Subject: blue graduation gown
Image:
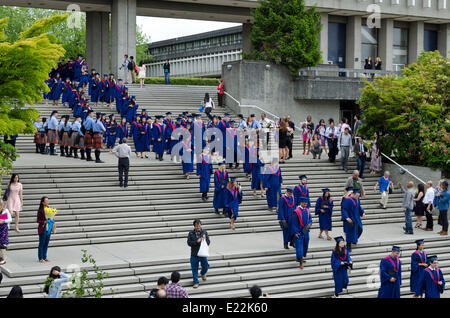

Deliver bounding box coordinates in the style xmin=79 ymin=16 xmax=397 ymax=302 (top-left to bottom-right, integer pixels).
xmin=243 ymin=145 xmax=257 ymax=174
xmin=180 ymin=140 xmax=194 ymax=174
xmin=61 ymin=82 xmax=71 ymax=104
xmin=294 ymin=184 xmax=311 ymax=209
xmin=377 ymin=256 xmax=402 ymax=298
xmin=290 ymin=207 xmax=312 ymax=260
xmin=410 ymin=251 xmax=427 ymax=297
xmin=90 ymin=80 xmax=101 ymax=103
xmin=134 ymin=123 xmax=146 ymax=152
xmin=192 ymin=121 xmax=206 ymax=151
xmin=315 ymin=197 xmax=334 ymax=231
xmin=251 ymin=158 xmax=264 ymax=190
xmin=120 ymin=94 xmax=130 ymax=118
xmin=422 ymin=267 xmax=445 ymax=298
xmin=196 ymin=155 xmax=213 ymax=193
xmin=49 ymin=78 xmax=63 ymax=100
xmin=99 ymin=80 xmax=107 ymax=101
xmin=126 ymin=103 xmax=138 ymax=123
xmin=341 ymin=197 xmax=364 ymax=244
xmin=152 ymin=123 xmax=167 ymax=155
xmin=114 ymin=84 xmax=126 ymax=113
xmin=116 ymin=123 xmax=129 ymax=143
xmin=105 ymin=79 xmax=115 ymax=103
xmin=331 ymin=248 xmax=352 ymax=294
xmin=224 ymin=186 xmax=242 ymax=220
xmin=131 ymin=122 xmax=140 ymax=151
xmin=217 ymin=120 xmax=230 ymax=156
xmin=213 ymin=170 xmax=229 ymax=210
xmin=278 ymin=194 xmax=295 ymax=244
xmin=263 ymin=165 xmax=283 ymax=208
xmin=164 ymin=120 xmax=177 ymax=153
xmin=106 ymin=123 xmax=117 ymax=148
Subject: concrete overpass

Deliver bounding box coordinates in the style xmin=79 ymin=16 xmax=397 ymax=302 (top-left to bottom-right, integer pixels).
xmin=3 ymin=0 xmax=450 ymax=76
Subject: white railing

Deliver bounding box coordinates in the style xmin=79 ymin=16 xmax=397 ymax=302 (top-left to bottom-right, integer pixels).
xmin=380 ymin=152 xmax=426 ymax=184
xmin=223 ymin=91 xmax=303 ymax=131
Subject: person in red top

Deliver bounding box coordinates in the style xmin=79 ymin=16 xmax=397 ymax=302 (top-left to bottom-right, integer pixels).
xmin=217 ymin=78 xmax=224 ymax=107
xmin=37 ymin=196 xmax=52 ymax=263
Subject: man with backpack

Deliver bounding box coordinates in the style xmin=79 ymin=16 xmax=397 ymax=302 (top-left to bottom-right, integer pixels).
xmin=129 ymin=56 xmax=137 ymax=84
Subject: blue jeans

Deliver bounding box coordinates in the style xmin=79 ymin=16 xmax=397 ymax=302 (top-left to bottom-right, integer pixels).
xmin=164 ymin=72 xmax=170 ymax=84
xmin=357 ymin=156 xmax=366 ymax=178
xmin=38 ymin=232 xmax=51 ymax=260
xmin=190 ymin=255 xmax=209 ymax=284
xmin=404 ymin=208 xmax=413 ymax=234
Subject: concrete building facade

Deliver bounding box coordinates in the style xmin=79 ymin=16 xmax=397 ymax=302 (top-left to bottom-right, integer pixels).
xmin=3 ymin=0 xmax=448 ymax=77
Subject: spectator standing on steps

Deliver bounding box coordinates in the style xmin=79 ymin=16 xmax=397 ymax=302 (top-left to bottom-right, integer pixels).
xmin=345 ymin=170 xmax=366 ymax=198
xmin=0 ymin=199 xmax=12 ymax=265
xmin=112 ymin=138 xmax=132 ymax=188
xmin=338 ymin=127 xmax=352 ymax=172
xmin=5 ymin=173 xmax=23 ymax=233
xmin=163 ymin=59 xmax=171 ymax=85
xmin=353 ymin=137 xmax=368 ymax=178
xmin=165 ymin=271 xmax=188 ymax=298
xmin=436 ymin=180 xmax=449 ymax=236
xmin=129 ymin=56 xmax=136 ymax=84
xmin=187 ymin=219 xmax=210 ymax=289
xmin=120 ymin=55 xmax=130 ymax=84
xmin=217 ymin=78 xmax=224 ymax=107
xmin=423 ymin=181 xmax=435 ymax=231
xmin=398 ymin=181 xmax=415 ymax=234
xmin=138 ymin=62 xmax=146 ymax=88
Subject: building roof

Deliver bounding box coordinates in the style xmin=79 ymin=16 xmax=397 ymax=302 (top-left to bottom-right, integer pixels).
xmin=148 ymin=25 xmax=243 ymax=49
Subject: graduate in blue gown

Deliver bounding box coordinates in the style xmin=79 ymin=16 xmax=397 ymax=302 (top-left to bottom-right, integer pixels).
xmin=105 ymin=74 xmax=116 ymax=109
xmin=120 ymin=89 xmax=130 ymax=119
xmin=116 ymin=117 xmax=129 ymax=144
xmin=192 ymin=114 xmax=206 ymax=155
xmin=315 ymin=188 xmax=334 ymax=240
xmin=331 ymin=236 xmax=352 ymax=297
xmin=130 ymin=116 xmax=141 ymax=156
xmin=290 ymin=198 xmax=312 ymax=269
xmin=78 ymin=66 xmax=90 ymax=89
xmin=278 ymin=186 xmax=295 ymax=249
xmin=180 ymin=126 xmax=194 ymax=178
xmin=263 ymin=158 xmax=283 ymax=211
xmin=251 ymin=149 xmax=265 ymax=198
xmin=114 ymin=79 xmax=126 ymax=114
xmin=134 ymin=118 xmax=146 ymax=158
xmin=422 ymin=255 xmax=446 ymax=298
xmin=164 ymin=112 xmax=177 ymax=155
xmin=217 ymin=114 xmax=231 ymax=158
xmin=152 ymin=115 xmax=167 ymax=161
xmin=106 ymin=114 xmax=118 ymax=151
xmin=61 ymin=78 xmax=72 ymax=107
xmin=294 ymin=175 xmax=310 ymax=208
xmin=378 ymin=246 xmax=402 ymax=298
xmin=49 ymin=73 xmax=63 ymax=106
xmin=341 ymin=189 xmax=365 ymax=252
xmin=73 ymin=55 xmax=85 ymax=81
xmin=196 ymin=148 xmax=213 ymax=202
xmin=224 ymin=177 xmax=243 ymax=230
xmin=88 ymin=68 xmax=96 ymax=96
xmin=126 ymin=96 xmax=138 ymax=124
xmin=99 ymin=74 xmax=108 ymax=105
xmin=213 ymin=162 xmax=229 ymax=215
xmin=410 ymin=239 xmax=428 ymax=298
xmin=90 ymin=74 xmax=101 ymax=107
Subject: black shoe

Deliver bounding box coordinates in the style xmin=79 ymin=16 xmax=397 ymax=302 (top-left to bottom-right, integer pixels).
xmin=346 ymin=242 xmax=352 ymax=252
xmin=284 ymin=243 xmax=289 ymax=250
xmin=124 ymin=185 xmax=128 ymax=188
xmin=50 ymin=153 xmax=57 ymax=156
xmin=119 ymin=184 xmax=123 ymax=188
xmin=202 ymin=196 xmax=207 ymax=202
xmin=95 ymin=160 xmax=104 ymax=163
xmin=86 ymin=158 xmax=94 ymax=161
xmin=214 ymin=209 xmax=219 ymax=214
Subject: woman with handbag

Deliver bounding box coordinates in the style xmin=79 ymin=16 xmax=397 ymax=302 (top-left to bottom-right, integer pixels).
xmin=187 ymin=219 xmax=210 ymax=289
xmin=0 ymin=199 xmax=12 ymax=265
xmin=5 ymin=173 xmax=23 ymax=232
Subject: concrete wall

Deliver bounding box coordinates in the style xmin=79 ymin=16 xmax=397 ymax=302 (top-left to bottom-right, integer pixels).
xmin=222 ymin=60 xmax=340 ymax=126
xmin=384 ymin=163 xmax=444 ymax=188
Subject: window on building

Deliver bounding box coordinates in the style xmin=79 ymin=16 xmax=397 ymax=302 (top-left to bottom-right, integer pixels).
xmin=393 ymin=27 xmax=408 ymax=70
xmin=424 ymin=29 xmax=438 ymax=52
xmin=361 ymin=26 xmax=378 ymax=68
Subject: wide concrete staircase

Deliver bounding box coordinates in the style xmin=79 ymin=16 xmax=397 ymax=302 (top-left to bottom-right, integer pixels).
xmin=0 ymin=236 xmax=448 ymax=298
xmin=2 ymin=84 xmax=448 ymax=298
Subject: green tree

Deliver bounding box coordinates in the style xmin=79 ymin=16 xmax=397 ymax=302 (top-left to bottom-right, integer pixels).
xmin=136 ymin=24 xmax=152 ymax=64
xmin=0 ymin=15 xmax=67 ymax=181
xmin=358 ymin=51 xmax=450 ymax=173
xmin=244 ymin=0 xmax=322 ymax=75
xmin=0 ymin=7 xmax=85 ymax=60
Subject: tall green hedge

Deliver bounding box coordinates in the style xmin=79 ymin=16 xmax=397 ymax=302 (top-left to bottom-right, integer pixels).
xmin=144 ymin=77 xmax=220 ymax=86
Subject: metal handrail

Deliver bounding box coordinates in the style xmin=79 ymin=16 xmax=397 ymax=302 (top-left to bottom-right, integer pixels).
xmin=223 ymin=91 xmax=303 ymax=131
xmin=380 ymin=152 xmax=426 ymax=184
xmin=298 ymin=67 xmax=402 ymax=77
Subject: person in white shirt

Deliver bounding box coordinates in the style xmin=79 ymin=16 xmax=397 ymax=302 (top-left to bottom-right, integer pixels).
xmin=0 ymin=199 xmax=12 ymax=265
xmin=423 ymin=181 xmax=435 ymax=231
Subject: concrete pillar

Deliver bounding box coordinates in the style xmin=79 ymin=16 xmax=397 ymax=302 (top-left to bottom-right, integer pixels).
xmin=438 ymin=23 xmax=450 ymax=58
xmin=320 ymin=13 xmax=329 ymax=64
xmin=409 ymin=21 xmax=424 ymax=64
xmin=242 ymin=22 xmax=252 ymax=54
xmin=111 ymin=0 xmax=136 ymax=78
xmin=346 ymin=16 xmax=362 ymax=70
xmin=86 ymin=12 xmax=110 ymax=75
xmin=379 ymin=18 xmax=394 ymax=71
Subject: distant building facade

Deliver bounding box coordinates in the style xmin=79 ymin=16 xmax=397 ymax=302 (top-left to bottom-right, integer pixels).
xmin=145 ymin=26 xmax=243 ymax=78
